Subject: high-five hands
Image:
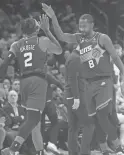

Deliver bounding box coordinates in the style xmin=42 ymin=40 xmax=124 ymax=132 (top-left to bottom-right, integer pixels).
xmin=42 ymin=3 xmax=55 ymax=18
xmin=39 ymin=14 xmax=49 ymax=31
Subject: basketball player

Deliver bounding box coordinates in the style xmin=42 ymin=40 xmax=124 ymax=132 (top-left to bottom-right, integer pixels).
xmin=1 ymin=15 xmax=62 ymax=155
xmin=42 ymin=3 xmax=124 ymax=154
xmin=64 ymin=48 xmax=94 ymax=155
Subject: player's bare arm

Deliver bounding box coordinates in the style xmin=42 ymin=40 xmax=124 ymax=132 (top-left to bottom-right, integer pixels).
xmin=100 ymin=34 xmax=124 ymax=94
xmin=0 ymin=42 xmax=16 ymax=79
xmin=100 ymin=34 xmax=124 ymax=75
xmin=39 ymin=14 xmax=62 ymax=55
xmin=42 ymin=3 xmax=78 ymax=44
xmin=39 ymin=36 xmax=62 ymax=55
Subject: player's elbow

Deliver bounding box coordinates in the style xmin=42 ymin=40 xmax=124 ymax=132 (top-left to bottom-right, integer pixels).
xmin=57 ymin=33 xmax=66 ymax=43
xmin=111 ymin=54 xmax=119 ymax=62
xmin=51 ymin=45 xmax=62 ymax=55
xmin=55 ymin=46 xmax=62 ymax=55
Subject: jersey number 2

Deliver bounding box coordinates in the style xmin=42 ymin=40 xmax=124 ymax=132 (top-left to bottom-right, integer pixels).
xmin=88 ymin=60 xmax=95 ymax=68
xmin=24 ymin=52 xmax=32 ymax=67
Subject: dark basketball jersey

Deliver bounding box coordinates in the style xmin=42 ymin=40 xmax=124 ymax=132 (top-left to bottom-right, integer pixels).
xmin=10 ymin=36 xmax=47 ymax=76
xmin=76 ymin=32 xmax=113 ymax=78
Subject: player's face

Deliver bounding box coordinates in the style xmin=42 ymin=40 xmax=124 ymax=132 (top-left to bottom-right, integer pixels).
xmin=79 ymin=19 xmax=93 ymax=36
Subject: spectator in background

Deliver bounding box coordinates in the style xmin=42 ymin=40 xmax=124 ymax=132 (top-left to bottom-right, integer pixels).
xmin=61 ymin=5 xmax=75 ymax=23
xmin=64 ymin=50 xmax=71 ymax=60
xmin=44 ymin=85 xmax=67 ymax=154
xmin=56 ymin=64 xmax=65 ymax=86
xmin=113 ymin=44 xmax=124 ymax=147
xmin=0 ymin=116 xmax=6 ymax=153
xmin=12 ymin=79 xmax=21 ymax=105
xmin=4 ymin=90 xmax=25 ymax=126
xmin=0 ymin=78 xmax=11 ymax=104
xmin=2 ymin=90 xmax=26 ymax=146
xmin=0 ymin=88 xmax=6 ymax=108
xmin=113 ymin=44 xmax=123 ymax=87
xmin=114 ymin=44 xmax=123 ymax=57
xmin=7 ymin=66 xmax=15 ymax=81
xmin=3 ymin=78 xmax=11 ymax=91
xmin=12 ymin=79 xmax=20 ymax=95
xmin=0 ymin=50 xmax=3 ymax=66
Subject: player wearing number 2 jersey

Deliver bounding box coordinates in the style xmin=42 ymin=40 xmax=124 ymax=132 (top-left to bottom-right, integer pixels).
xmin=42 ymin=3 xmax=124 ymax=154
xmin=1 ymin=15 xmax=62 ymax=155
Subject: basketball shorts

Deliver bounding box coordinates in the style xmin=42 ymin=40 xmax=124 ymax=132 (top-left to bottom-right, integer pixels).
xmin=20 ymin=76 xmax=48 ymax=111
xmin=83 ymin=78 xmax=113 ymax=116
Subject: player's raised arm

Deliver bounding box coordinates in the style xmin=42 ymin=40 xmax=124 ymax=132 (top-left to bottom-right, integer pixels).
xmin=100 ymin=34 xmax=124 ymax=75
xmin=99 ymin=34 xmax=124 ymax=94
xmin=42 ymin=3 xmax=77 ymax=44
xmin=39 ymin=14 xmax=62 ymax=55
xmin=0 ymin=42 xmax=16 ymax=80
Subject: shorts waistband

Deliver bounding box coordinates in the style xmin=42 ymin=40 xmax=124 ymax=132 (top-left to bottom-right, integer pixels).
xmin=21 ymin=72 xmax=46 ymax=79
xmin=85 ymin=76 xmax=110 ymax=82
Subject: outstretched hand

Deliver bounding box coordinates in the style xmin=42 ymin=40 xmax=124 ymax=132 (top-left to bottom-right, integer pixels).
xmin=42 ymin=3 xmax=55 ymax=18
xmin=39 ymin=14 xmax=49 ymax=31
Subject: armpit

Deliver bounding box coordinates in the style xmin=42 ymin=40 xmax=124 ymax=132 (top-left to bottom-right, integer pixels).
xmin=9 ymin=41 xmax=18 ymax=56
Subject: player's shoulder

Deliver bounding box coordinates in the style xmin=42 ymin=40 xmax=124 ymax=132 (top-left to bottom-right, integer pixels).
xmin=39 ymin=36 xmax=49 ymax=42
xmin=11 ymin=41 xmax=18 ymax=47
xmin=98 ymin=33 xmax=111 ymax=45
xmin=99 ymin=33 xmax=110 ymax=39
xmin=10 ymin=38 xmax=23 ymax=48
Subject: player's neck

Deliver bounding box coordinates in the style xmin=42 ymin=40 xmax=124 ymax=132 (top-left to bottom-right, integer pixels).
xmin=85 ymin=31 xmax=95 ymax=40
xmin=25 ymin=32 xmax=37 ymax=39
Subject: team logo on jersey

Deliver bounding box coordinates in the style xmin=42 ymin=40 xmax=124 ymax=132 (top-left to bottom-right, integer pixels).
xmin=80 ymin=45 xmax=92 ymax=55
xmin=92 ymin=44 xmax=105 ymax=64
xmin=76 ymin=44 xmax=105 ymax=64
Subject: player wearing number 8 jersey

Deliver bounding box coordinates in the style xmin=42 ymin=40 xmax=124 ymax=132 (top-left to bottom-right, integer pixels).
xmin=0 ymin=15 xmax=62 ymax=155
xmin=42 ymin=3 xmax=124 ymax=154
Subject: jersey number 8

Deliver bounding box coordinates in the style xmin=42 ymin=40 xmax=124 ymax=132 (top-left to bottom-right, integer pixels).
xmin=24 ymin=52 xmax=32 ymax=67
xmin=88 ymin=59 xmax=95 ymax=68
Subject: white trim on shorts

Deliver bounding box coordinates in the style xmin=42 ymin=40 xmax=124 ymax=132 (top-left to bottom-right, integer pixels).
xmin=66 ymin=97 xmax=74 ymax=100
xmin=88 ymin=98 xmax=112 ymax=117
xmin=96 ymin=98 xmax=112 ymax=111
xmin=21 ymin=105 xmax=41 ymax=112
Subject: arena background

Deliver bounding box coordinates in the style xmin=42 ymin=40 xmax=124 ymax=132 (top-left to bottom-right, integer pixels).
xmin=0 ymin=0 xmax=123 ymax=67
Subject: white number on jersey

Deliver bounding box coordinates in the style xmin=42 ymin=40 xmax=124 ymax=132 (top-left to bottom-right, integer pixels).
xmin=24 ymin=52 xmax=32 ymax=67
xmin=88 ymin=59 xmax=95 ymax=68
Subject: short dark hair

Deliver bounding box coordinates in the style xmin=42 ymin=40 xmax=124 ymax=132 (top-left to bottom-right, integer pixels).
xmin=13 ymin=78 xmax=20 ymax=83
xmin=79 ymin=14 xmax=94 ymax=23
xmin=21 ymin=18 xmax=37 ymax=35
xmin=2 ymin=76 xmax=11 ymax=84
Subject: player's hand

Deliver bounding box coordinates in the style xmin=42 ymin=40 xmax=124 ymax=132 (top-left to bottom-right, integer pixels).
xmin=72 ymin=99 xmax=80 ymax=110
xmin=39 ymin=14 xmax=49 ymax=32
xmin=42 ymin=3 xmax=55 ymax=18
